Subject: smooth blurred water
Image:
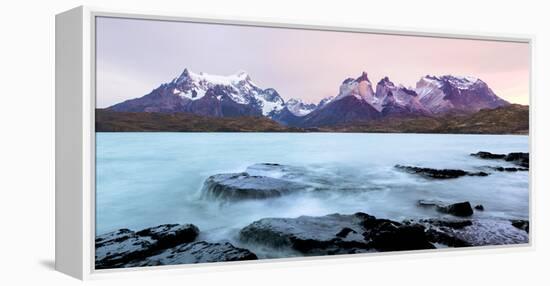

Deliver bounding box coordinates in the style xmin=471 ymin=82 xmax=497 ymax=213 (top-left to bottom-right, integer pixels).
xmin=96 ymin=132 xmax=529 ymax=245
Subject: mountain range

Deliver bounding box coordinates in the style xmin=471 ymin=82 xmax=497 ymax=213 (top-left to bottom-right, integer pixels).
xmin=106 ymin=68 xmax=515 ymax=129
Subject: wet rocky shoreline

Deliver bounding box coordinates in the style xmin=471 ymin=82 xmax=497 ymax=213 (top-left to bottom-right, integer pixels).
xmin=96 ymin=151 xmax=529 ymax=269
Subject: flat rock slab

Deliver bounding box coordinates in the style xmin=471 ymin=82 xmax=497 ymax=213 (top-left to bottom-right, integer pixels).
xmin=239 ymin=212 xmax=436 ymax=255
xmin=126 ymin=241 xmax=258 ymax=267
xmin=416 ymin=219 xmax=529 ymax=247
xmin=395 ymin=165 xmax=489 ymax=179
xmin=202 ymin=172 xmax=309 ymax=200
xmin=240 ymin=213 xmax=369 ymax=255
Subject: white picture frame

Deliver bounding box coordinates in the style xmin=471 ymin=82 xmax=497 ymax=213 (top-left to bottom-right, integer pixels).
xmin=55 ymin=6 xmax=534 ymax=280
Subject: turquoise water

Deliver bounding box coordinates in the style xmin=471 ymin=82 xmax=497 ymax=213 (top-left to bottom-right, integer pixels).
xmin=96 ymin=133 xmax=529 ymax=244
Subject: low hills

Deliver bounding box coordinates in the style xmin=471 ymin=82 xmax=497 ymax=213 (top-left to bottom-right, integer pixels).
xmin=96 ymin=104 xmax=528 ymax=134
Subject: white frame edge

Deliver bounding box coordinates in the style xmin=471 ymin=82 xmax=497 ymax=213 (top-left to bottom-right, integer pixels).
xmin=55 ymin=5 xmax=93 ymax=280
xmin=55 ymin=5 xmax=534 ymax=281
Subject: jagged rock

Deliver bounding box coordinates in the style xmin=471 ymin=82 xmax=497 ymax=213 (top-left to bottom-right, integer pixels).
xmin=96 ymin=224 xmax=258 ymax=268
xmin=135 ymin=224 xmax=200 ymax=250
xmin=471 ymin=151 xmax=506 ymax=159
xmin=471 ymin=151 xmax=529 ymax=168
xmin=489 ymin=166 xmax=529 ymax=172
xmin=511 ymin=220 xmax=529 ymax=233
xmin=474 ymin=205 xmax=485 ymax=211
xmin=126 ymin=241 xmax=258 ymax=267
xmin=95 ymin=224 xmax=200 ymax=269
xmin=361 ymin=214 xmax=435 ymax=251
xmin=201 ymin=172 xmax=308 ymax=200
xmin=335 ymin=227 xmax=357 ymax=238
xmin=395 ymin=165 xmax=488 ymax=179
xmin=418 ymin=200 xmax=474 ymax=217
xmin=504 ymin=153 xmax=529 ymax=168
xmin=95 ymin=229 xmax=155 ymax=269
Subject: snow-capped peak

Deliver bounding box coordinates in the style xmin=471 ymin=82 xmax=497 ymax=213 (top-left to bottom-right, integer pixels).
xmin=318 ymin=96 xmax=335 ymax=108
xmin=441 ymin=75 xmax=480 ymax=89
xmin=168 ymin=68 xmax=285 ymax=115
xmin=175 ymin=69 xmax=253 ymax=87
xmin=419 ymin=74 xmax=480 ymax=90
xmin=284 ymin=98 xmax=317 ymax=116
xmin=415 ymin=74 xmax=506 ymax=113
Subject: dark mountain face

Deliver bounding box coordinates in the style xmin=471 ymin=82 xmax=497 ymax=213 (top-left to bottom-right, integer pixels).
xmin=108 ymin=85 xmax=190 ymax=113
xmin=269 ymin=107 xmax=304 ymax=126
xmin=300 ymin=95 xmax=381 ymax=127
xmin=416 ymin=75 xmax=509 ymax=113
xmin=441 ymin=79 xmax=508 ymax=112
xmin=375 ymin=77 xmax=430 ymax=117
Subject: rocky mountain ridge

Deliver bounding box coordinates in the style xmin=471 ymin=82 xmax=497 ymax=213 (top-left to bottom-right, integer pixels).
xmin=107 ymin=68 xmax=513 ymax=128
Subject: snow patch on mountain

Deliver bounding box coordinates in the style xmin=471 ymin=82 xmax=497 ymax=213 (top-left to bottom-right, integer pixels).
xmin=171 ymin=69 xmax=284 ymax=115
xmin=285 ymin=98 xmax=317 ymax=116
xmin=415 ymin=75 xmax=507 ymax=113
xmin=318 ymin=96 xmax=335 ymax=109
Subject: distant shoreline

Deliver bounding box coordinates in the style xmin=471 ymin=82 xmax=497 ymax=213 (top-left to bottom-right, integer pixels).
xmin=95 ymin=104 xmax=529 ymax=135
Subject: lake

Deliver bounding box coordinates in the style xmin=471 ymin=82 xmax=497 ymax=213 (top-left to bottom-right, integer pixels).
xmin=95 ymin=132 xmax=529 ymax=256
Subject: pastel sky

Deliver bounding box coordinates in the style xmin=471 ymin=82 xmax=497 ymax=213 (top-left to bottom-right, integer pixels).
xmin=96 ymin=17 xmax=530 ymax=108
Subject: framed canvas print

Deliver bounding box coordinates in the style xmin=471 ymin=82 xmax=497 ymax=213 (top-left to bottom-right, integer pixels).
xmin=55 ymin=6 xmax=532 ymax=280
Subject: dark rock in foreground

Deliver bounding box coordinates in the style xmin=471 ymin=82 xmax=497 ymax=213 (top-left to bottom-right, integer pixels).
xmin=126 ymin=241 xmax=257 ymax=267
xmin=239 ymin=212 xmax=435 ymax=255
xmin=418 ymin=200 xmax=474 ymax=217
xmin=414 ymin=218 xmax=528 ymax=247
xmin=511 ymin=220 xmax=529 ymax=233
xmin=361 ymin=214 xmax=436 ymax=251
xmin=395 ymin=165 xmax=489 ymax=179
xmin=471 ymin=151 xmax=529 ymax=168
xmin=135 ymin=224 xmax=200 ymax=250
xmin=239 ymin=212 xmax=528 ymax=255
xmin=201 ymin=172 xmax=308 ymax=200
xmin=95 ymin=224 xmax=256 ymax=269
xmin=95 ymin=224 xmax=199 ymax=269
xmin=239 ymin=213 xmax=370 ymax=255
